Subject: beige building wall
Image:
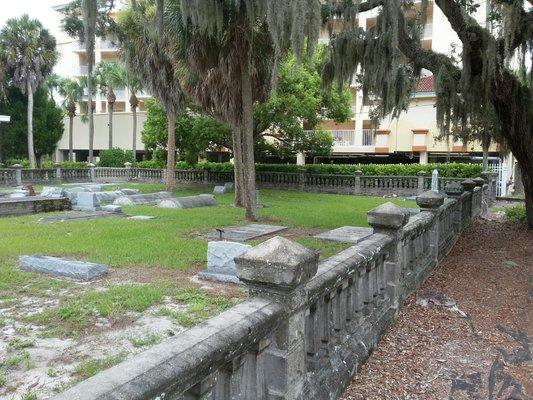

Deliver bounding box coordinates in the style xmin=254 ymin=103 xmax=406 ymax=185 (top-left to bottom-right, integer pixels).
xmin=56 ymin=112 xmax=147 ymax=160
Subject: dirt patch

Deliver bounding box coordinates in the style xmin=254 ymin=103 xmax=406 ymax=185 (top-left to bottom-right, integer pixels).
xmin=342 ymin=219 xmax=533 ymax=400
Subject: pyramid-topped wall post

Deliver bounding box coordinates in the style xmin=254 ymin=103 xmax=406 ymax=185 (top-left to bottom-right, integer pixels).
xmin=235 ymin=237 xmax=318 ymax=400
xmin=417 ymin=191 xmax=445 ymax=262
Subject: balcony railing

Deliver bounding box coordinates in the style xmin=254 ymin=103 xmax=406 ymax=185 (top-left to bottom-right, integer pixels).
xmin=362 ymin=129 xmax=375 ymax=146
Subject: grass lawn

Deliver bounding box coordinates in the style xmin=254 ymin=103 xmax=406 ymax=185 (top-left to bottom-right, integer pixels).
xmin=0 ymin=185 xmax=414 ymax=397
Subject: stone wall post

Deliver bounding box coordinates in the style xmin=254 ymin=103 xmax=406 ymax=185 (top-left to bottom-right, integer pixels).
xmin=235 ymin=237 xmax=319 ymax=400
xmin=416 ymin=191 xmax=445 ymax=262
xmin=13 ymin=164 xmax=22 ymax=186
xmin=461 ymin=179 xmax=476 ymax=220
xmin=54 ymin=162 xmax=62 ymax=183
xmin=367 ymin=202 xmax=410 ymax=305
xmin=203 ymin=169 xmax=209 ymax=185
xmin=354 ymin=170 xmax=363 ymax=195
xmin=298 ymin=171 xmax=306 ymax=191
xmin=87 ymin=163 xmax=95 ymax=182
xmin=124 ymin=162 xmax=132 ymax=180
xmin=417 ymin=171 xmax=426 ymax=194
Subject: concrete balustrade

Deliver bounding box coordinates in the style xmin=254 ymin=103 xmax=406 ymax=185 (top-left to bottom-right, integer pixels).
xmin=51 ymin=180 xmax=487 ymax=400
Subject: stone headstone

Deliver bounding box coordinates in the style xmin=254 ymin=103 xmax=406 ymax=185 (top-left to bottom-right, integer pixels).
xmin=314 ymin=226 xmax=373 ymax=244
xmin=19 ymin=255 xmax=108 ymax=281
xmin=213 ymin=186 xmax=226 ymax=195
xmin=197 ymin=241 xmax=252 ymax=284
xmin=431 ymin=169 xmax=439 ymax=193
xmin=63 ymin=187 xmax=89 ymax=205
xmin=40 ymin=187 xmax=65 ymax=198
xmin=224 ymin=182 xmax=234 ymax=191
xmin=39 ymin=211 xmax=124 ymax=223
xmin=114 ymin=192 xmax=172 ymax=206
xmin=157 ymin=194 xmax=217 ymax=209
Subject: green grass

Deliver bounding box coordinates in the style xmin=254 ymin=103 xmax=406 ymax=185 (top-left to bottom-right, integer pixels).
xmin=0 ymin=369 xmax=5 ymax=387
xmin=129 ymin=333 xmax=161 ymax=348
xmin=8 ymin=338 xmax=34 ymax=351
xmin=73 ymin=353 xmax=126 ymax=380
xmin=504 ymin=204 xmax=527 ymax=224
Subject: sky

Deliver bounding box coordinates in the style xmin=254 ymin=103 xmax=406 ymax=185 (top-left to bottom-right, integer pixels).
xmin=0 ymin=1 xmax=69 ymax=38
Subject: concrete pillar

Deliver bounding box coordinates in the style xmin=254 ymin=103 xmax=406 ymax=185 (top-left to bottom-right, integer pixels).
xmin=13 ymin=164 xmax=22 ymax=186
xmin=124 ymin=162 xmax=132 ymax=180
xmin=235 ymin=237 xmax=319 ymax=400
xmin=419 ymin=151 xmax=429 ymax=165
xmin=417 ymin=171 xmax=426 ymax=194
xmin=416 ymin=191 xmax=445 ymax=262
xmin=354 ymin=170 xmax=363 ymax=195
xmin=54 ymin=162 xmax=62 ymax=183
xmin=367 ymin=202 xmax=410 ymax=303
xmin=296 ymin=152 xmax=306 ymax=166
xmin=87 ymin=163 xmax=96 ymax=182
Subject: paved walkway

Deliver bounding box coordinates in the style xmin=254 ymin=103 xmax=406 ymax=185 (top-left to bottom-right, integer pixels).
xmin=342 ymin=219 xmax=533 ymax=400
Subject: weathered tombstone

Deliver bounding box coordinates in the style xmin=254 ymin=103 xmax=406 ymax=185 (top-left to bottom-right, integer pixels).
xmin=114 ymin=192 xmax=172 ymax=206
xmin=314 ymin=226 xmax=373 ymax=244
xmin=223 ymin=182 xmax=234 ymax=191
xmin=197 ymin=241 xmax=252 ymax=283
xmin=40 ymin=187 xmax=65 ymax=199
xmin=128 ymin=215 xmax=156 ymax=220
xmin=431 ymin=169 xmax=439 ymax=193
xmin=213 ymin=186 xmax=226 ymax=195
xmin=19 ymin=255 xmax=108 ymax=281
xmin=157 ymin=194 xmax=217 ymax=209
xmin=101 ymin=205 xmax=123 ymax=213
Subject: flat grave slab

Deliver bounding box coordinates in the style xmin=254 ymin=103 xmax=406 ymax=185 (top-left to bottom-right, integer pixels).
xmin=128 ymin=215 xmax=156 ymax=220
xmin=158 ymin=194 xmax=217 ymax=209
xmin=314 ymin=226 xmax=373 ymax=244
xmin=19 ymin=255 xmax=108 ymax=281
xmin=39 ymin=210 xmax=125 ymax=223
xmin=206 ymin=224 xmax=287 ymax=242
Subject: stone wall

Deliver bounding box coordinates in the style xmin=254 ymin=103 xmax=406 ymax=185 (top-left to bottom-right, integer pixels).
xmin=51 ymin=180 xmax=488 ymax=400
xmin=0 ymin=197 xmax=71 ymax=217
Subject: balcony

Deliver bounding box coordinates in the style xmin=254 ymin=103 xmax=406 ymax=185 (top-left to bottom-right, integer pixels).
xmin=76 ymin=65 xmax=89 ymax=76
xmin=100 ymin=38 xmax=119 ymax=51
xmin=305 ymin=130 xmax=375 ymax=151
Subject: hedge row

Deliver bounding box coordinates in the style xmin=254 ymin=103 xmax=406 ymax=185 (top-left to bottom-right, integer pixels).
xmin=171 ymin=162 xmax=484 ymax=178
xmin=3 ymin=159 xmax=484 ymax=178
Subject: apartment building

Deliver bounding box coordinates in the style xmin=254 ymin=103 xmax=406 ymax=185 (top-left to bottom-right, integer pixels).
xmin=52 ymin=6 xmax=149 ymax=162
xmin=311 ymin=1 xmax=504 ymax=165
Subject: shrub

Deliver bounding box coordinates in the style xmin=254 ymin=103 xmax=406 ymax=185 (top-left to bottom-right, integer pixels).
xmin=504 ymin=205 xmax=527 ymax=225
xmin=166 ymin=162 xmax=483 ymax=178
xmin=137 ymin=160 xmax=165 ymax=169
xmin=98 ymin=148 xmax=135 ymax=167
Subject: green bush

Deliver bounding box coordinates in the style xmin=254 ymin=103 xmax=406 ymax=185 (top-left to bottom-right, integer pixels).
xmin=59 ymin=161 xmax=89 ymax=169
xmin=504 ymin=205 xmax=527 ymax=225
xmin=98 ymin=148 xmax=135 ymax=168
xmin=167 ymin=162 xmax=482 ymax=178
xmin=137 ymin=160 xmax=165 ymax=169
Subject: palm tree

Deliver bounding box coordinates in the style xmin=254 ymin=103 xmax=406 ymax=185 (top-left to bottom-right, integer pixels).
xmin=45 ymin=73 xmax=61 ymax=105
xmin=126 ymin=72 xmax=143 ymax=158
xmin=118 ymin=1 xmax=185 ymax=191
xmin=58 ymin=78 xmax=84 ymax=161
xmin=95 ymin=61 xmax=123 ymax=149
xmin=0 ymin=15 xmax=58 ymax=168
xmin=81 ymin=0 xmax=97 ymax=163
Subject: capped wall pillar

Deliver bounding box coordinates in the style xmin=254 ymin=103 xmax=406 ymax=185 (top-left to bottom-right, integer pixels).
xmin=235 ymin=237 xmax=319 ymax=400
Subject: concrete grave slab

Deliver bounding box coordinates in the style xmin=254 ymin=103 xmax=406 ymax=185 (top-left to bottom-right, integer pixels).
xmin=314 ymin=226 xmax=373 ymax=244
xmin=197 ymin=241 xmax=252 ymax=284
xmin=114 ymin=192 xmax=172 ymax=206
xmin=213 ymin=186 xmax=226 ymax=194
xmin=39 ymin=211 xmax=124 ymax=223
xmin=101 ymin=205 xmax=123 ymax=213
xmin=206 ymin=224 xmax=287 ymax=242
xmin=157 ymin=194 xmax=217 ymax=209
xmin=19 ymin=255 xmax=108 ymax=281
xmin=40 ymin=187 xmax=65 ymax=198
xmin=128 ymin=215 xmax=156 ymax=220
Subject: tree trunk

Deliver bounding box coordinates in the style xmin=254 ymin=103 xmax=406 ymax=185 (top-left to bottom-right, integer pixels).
xmin=232 ymin=126 xmax=245 ymax=207
xmin=69 ymin=115 xmax=74 ymax=162
xmin=523 ymin=172 xmax=533 ymax=229
xmin=132 ymin=106 xmax=137 ymax=158
xmin=108 ymin=102 xmax=113 ymax=149
xmin=27 ymin=81 xmax=36 ymax=169
xmin=165 ymin=110 xmax=176 ymax=192
xmin=240 ymin=57 xmax=258 ymax=221
xmin=87 ymin=63 xmax=95 ymax=163
xmin=482 ymin=132 xmax=490 ymax=170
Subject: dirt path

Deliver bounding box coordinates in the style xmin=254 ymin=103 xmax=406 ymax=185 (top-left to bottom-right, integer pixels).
xmin=342 ymin=219 xmax=533 ymax=400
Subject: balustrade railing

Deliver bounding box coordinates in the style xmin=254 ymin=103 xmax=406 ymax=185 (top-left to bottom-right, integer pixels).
xmin=53 ymin=187 xmax=487 ymax=400
xmin=0 ymin=169 xmax=15 ymax=186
